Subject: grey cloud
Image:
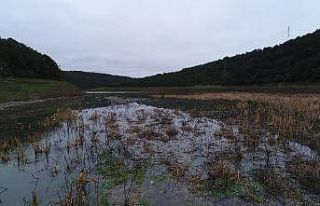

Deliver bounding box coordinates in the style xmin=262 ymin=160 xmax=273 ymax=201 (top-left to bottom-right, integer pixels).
xmin=1 ymin=0 xmax=319 ymax=77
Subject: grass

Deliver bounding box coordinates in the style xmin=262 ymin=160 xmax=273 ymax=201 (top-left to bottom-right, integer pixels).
xmin=288 ymin=156 xmax=320 ymax=194
xmin=0 ymin=77 xmax=81 ymax=103
xmin=0 ymin=94 xmax=114 ymax=141
xmin=90 ymin=84 xmax=320 ymax=94
xmin=97 ymin=151 xmax=147 ymax=190
xmin=205 ymin=162 xmax=265 ymax=203
xmin=254 ymin=169 xmax=304 ymax=204
xmin=153 ymin=92 xmax=320 ymax=150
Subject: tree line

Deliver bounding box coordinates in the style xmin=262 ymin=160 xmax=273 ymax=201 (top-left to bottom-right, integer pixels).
xmin=124 ymin=29 xmax=320 ymax=87
xmin=0 ymin=38 xmax=61 ymax=80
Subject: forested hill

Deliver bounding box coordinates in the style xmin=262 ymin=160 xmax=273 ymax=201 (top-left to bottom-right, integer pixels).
xmin=0 ymin=38 xmax=61 ymax=80
xmin=126 ymin=29 xmax=320 ymax=87
xmin=63 ymin=71 xmax=132 ymax=89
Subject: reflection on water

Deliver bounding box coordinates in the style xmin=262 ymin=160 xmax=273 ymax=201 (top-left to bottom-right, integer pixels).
xmin=0 ymin=97 xmax=319 ymax=205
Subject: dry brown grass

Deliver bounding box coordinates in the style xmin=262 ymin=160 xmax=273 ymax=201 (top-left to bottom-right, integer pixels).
xmin=208 ymin=162 xmax=241 ymax=182
xmin=214 ymin=126 xmax=235 ymax=139
xmin=167 ymin=162 xmax=188 ymax=178
xmin=288 ymin=156 xmax=320 ymax=194
xmin=155 ymin=92 xmax=319 ymax=105
xmin=181 ymin=121 xmax=194 ymax=133
xmin=154 ymin=92 xmax=320 ymax=116
xmin=155 ymin=92 xmax=320 ymax=142
xmin=53 ymin=108 xmax=78 ymax=125
xmin=105 ymin=113 xmax=121 ymax=140
xmin=165 ymin=126 xmax=179 ymax=140
xmin=255 ymin=169 xmax=302 ymax=204
xmin=139 ymin=128 xmax=158 ymax=140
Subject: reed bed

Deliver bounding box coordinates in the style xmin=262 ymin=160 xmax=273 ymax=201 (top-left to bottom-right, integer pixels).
xmin=154 ymin=92 xmax=320 ymax=148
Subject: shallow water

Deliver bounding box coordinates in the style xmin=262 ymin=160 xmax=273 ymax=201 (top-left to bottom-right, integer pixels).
xmin=0 ymin=97 xmax=319 ymax=205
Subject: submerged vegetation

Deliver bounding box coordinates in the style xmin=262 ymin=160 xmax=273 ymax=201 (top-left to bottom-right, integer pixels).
xmin=0 ymin=92 xmax=319 ymax=205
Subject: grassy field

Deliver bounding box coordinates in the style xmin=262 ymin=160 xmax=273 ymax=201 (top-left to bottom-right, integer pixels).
xmin=0 ymin=78 xmax=82 ymax=103
xmin=91 ymin=84 xmax=320 ymax=94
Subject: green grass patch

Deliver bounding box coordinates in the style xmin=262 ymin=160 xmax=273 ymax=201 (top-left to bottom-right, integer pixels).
xmin=0 ymin=78 xmax=81 ymax=103
xmin=209 ymin=177 xmax=265 ymax=203
xmin=97 ymin=151 xmax=147 ymax=190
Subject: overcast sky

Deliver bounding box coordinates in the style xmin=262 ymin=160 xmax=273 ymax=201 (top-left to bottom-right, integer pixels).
xmin=1 ymin=0 xmax=319 ymax=77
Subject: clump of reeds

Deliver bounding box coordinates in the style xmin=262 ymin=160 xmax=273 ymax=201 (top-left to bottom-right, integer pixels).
xmin=137 ymin=109 xmax=147 ymax=123
xmin=76 ymin=171 xmax=89 ymax=203
xmin=186 ymin=176 xmax=207 ymax=194
xmin=214 ymin=126 xmax=235 ymax=139
xmin=0 ymin=141 xmax=9 ymax=153
xmin=1 ymin=152 xmax=9 ymax=162
xmin=53 ymin=108 xmax=78 ymax=126
xmin=43 ymin=142 xmax=51 ymax=157
xmin=89 ymin=111 xmax=101 ymax=124
xmin=139 ymin=128 xmax=158 ymax=140
xmin=0 ymin=139 xmax=24 ymax=163
xmin=154 ymin=110 xmax=173 ymax=125
xmin=287 ymin=155 xmax=320 ymax=194
xmin=255 ymin=169 xmax=302 ymax=204
xmin=105 ymin=112 xmax=122 ymax=140
xmin=206 ymin=162 xmax=242 ymax=194
xmin=180 ymin=121 xmax=194 ymax=134
xmin=33 ymin=143 xmax=42 ymax=157
xmin=159 ymin=114 xmax=173 ymax=125
xmin=165 ymin=126 xmax=179 ymax=140
xmin=167 ymin=161 xmax=188 ymax=178
xmin=126 ymin=124 xmax=142 ymax=134
xmin=16 ymin=146 xmax=28 ymax=165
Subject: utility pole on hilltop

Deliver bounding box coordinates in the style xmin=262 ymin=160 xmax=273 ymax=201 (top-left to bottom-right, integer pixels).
xmin=287 ymin=26 xmax=291 ymax=39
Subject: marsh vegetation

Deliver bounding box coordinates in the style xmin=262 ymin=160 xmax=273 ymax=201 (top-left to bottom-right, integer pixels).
xmin=0 ymin=92 xmax=319 ymax=205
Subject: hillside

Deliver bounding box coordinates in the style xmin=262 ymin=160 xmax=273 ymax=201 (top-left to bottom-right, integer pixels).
xmin=64 ymin=71 xmax=132 ymax=89
xmin=125 ymin=29 xmax=320 ymax=87
xmin=0 ymin=38 xmax=61 ymax=80
xmin=0 ymin=38 xmax=81 ymax=103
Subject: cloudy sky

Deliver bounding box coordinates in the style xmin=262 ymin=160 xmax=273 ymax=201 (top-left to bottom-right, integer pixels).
xmin=1 ymin=0 xmax=319 ymax=77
